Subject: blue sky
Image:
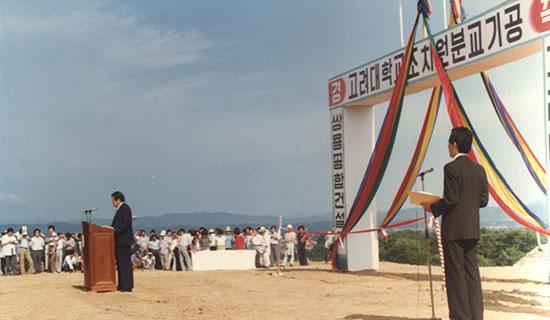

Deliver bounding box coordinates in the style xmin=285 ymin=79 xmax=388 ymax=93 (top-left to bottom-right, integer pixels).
xmin=0 ymin=0 xmax=546 ymax=223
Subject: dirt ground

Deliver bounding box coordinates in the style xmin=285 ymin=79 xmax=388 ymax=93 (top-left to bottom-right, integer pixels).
xmin=1 ymin=261 xmax=548 ymax=320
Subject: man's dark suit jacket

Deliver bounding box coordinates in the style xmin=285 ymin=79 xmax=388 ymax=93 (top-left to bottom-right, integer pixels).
xmin=431 ymin=155 xmax=489 ymax=241
xmin=111 ymin=203 xmax=134 ymax=247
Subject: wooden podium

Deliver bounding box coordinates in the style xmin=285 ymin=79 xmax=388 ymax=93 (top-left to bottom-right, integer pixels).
xmin=82 ymin=222 xmax=117 ymax=292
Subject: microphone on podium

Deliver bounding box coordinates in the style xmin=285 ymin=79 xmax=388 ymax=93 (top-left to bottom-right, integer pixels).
xmin=417 ymin=167 xmax=434 ymax=178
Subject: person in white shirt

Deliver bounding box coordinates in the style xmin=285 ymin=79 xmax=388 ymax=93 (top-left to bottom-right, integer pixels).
xmin=224 ymin=226 xmax=234 ymax=250
xmin=148 ymin=233 xmax=162 ymax=270
xmin=18 ymin=227 xmax=35 ymax=274
xmin=62 ymin=250 xmax=80 ymax=272
xmin=244 ymin=227 xmax=254 ymax=250
xmin=30 ymin=229 xmax=46 ymax=273
xmin=159 ymin=231 xmax=171 ymax=271
xmin=1 ymin=228 xmax=19 ymax=275
xmin=283 ymin=225 xmax=297 ymax=267
xmin=47 ymin=232 xmax=58 ymax=273
xmin=142 ymin=252 xmax=155 ymax=270
xmin=270 ymin=225 xmax=282 ymax=267
xmin=208 ymin=229 xmax=216 ymax=250
xmin=65 ymin=233 xmax=76 ymax=252
xmin=169 ymin=233 xmax=178 ymax=271
xmin=214 ymin=228 xmax=226 ymax=251
xmin=259 ymin=227 xmax=271 ymax=267
xmin=55 ymin=233 xmax=66 ymax=273
xmin=177 ymin=229 xmax=193 ymax=271
xmin=135 ymin=230 xmax=149 ymax=254
xmin=251 ymin=228 xmax=267 ymax=267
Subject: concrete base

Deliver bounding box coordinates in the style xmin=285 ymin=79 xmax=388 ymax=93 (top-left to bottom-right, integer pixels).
xmin=192 ymin=250 xmax=256 ymax=271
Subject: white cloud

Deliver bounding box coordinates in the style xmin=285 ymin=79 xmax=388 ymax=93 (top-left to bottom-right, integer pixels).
xmin=0 ymin=3 xmax=213 ymax=103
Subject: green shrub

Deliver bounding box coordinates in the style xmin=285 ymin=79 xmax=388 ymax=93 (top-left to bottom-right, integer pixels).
xmin=307 ymin=228 xmax=545 ymax=266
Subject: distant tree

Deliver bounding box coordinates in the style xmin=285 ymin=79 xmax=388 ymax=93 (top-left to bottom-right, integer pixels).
xmin=308 ymin=228 xmax=545 ymax=267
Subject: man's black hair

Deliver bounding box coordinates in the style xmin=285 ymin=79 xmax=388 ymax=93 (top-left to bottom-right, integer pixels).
xmin=449 ymin=127 xmax=473 ymax=154
xmin=48 ymin=225 xmax=55 ymax=231
xmin=111 ymin=191 xmax=125 ymax=202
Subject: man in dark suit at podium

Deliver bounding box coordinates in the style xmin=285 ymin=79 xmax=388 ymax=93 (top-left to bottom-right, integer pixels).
xmin=111 ymin=191 xmax=134 ymax=292
xmin=423 ymin=127 xmax=488 ymax=320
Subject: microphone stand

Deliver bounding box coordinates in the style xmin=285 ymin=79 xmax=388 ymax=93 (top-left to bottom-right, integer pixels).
xmin=418 ymin=171 xmax=440 ymax=320
xmin=83 ymin=209 xmax=95 ymax=224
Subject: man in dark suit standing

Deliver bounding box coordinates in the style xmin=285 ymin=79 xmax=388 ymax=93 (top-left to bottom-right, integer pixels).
xmin=423 ymin=127 xmax=488 ymax=320
xmin=110 ymin=191 xmax=134 ymax=292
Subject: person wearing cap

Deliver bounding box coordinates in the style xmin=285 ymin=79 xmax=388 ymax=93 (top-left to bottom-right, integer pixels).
xmin=17 ymin=227 xmax=35 ymax=274
xmin=259 ymin=226 xmax=271 ymax=267
xmin=283 ymin=224 xmax=296 ymax=267
xmin=30 ymin=228 xmax=45 ymax=273
xmin=251 ymin=227 xmax=266 ymax=267
xmin=1 ymin=228 xmax=19 ymax=275
xmin=110 ymin=191 xmax=134 ymax=292
xmin=224 ymin=226 xmax=233 ymax=250
xmin=159 ymin=230 xmax=171 ymax=270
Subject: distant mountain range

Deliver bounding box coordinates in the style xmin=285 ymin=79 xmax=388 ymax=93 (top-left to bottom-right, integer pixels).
xmin=0 ymin=211 xmax=332 ymax=234
xmin=0 ymin=204 xmax=546 ymax=234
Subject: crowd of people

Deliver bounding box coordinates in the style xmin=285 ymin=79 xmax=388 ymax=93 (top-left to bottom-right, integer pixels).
xmin=0 ymin=223 xmax=335 ymax=275
xmin=0 ymin=225 xmax=82 ymax=275
xmin=130 ymin=224 xmax=317 ymax=271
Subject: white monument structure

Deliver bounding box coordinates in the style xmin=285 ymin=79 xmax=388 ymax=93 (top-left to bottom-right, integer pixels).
xmin=328 ymin=0 xmax=550 ymax=271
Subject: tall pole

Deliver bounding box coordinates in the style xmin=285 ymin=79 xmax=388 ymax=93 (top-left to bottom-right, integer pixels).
xmin=442 ymin=0 xmax=448 ymax=29
xmin=399 ymin=0 xmax=404 ymax=47
xmin=544 ymin=35 xmax=550 ymax=282
xmin=420 ymin=174 xmax=440 ymax=320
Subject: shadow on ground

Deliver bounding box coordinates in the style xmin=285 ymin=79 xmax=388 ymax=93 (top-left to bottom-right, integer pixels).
xmin=339 ymin=315 xmax=432 ymax=320
xmin=72 ymin=285 xmax=87 ymax=291
xmin=276 ymin=267 xmax=546 ymax=285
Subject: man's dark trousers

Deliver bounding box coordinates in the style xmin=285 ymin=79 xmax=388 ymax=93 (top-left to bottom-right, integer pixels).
xmin=444 ymin=239 xmax=483 ymax=320
xmin=115 ymin=245 xmax=133 ymax=291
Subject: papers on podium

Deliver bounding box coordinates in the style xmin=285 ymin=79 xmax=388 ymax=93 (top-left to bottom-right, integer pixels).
xmin=408 ymin=191 xmax=441 ymax=206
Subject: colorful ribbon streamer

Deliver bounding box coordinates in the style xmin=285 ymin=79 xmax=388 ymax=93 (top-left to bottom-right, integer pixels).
xmin=480 ymin=72 xmax=546 ymax=194
xmin=449 ymin=0 xmax=466 ymax=25
xmin=332 ymin=11 xmax=422 ymax=270
xmin=379 ymin=86 xmax=441 ymax=227
xmin=339 ymin=13 xmax=421 ymax=235
xmin=422 ymin=11 xmax=549 ymax=235
xmin=451 ymin=0 xmax=545 ymax=194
